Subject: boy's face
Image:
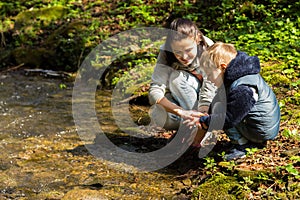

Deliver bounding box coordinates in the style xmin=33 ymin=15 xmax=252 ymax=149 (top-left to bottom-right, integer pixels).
xmin=206 ymin=67 xmax=224 ymax=88
xmin=201 ymin=54 xmax=225 ymax=88
xmin=171 ymin=37 xmax=198 ymax=66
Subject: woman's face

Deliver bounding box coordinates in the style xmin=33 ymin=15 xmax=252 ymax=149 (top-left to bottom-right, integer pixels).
xmin=171 ymin=37 xmax=198 ymax=66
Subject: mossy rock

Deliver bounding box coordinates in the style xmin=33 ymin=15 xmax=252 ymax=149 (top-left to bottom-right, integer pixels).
xmin=192 ymin=172 xmax=249 ymax=200
xmin=14 ymin=5 xmax=68 ymax=29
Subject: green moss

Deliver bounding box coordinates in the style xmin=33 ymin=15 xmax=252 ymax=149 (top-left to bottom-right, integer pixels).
xmin=14 ymin=5 xmax=68 ymax=28
xmin=192 ymin=173 xmax=249 ymax=200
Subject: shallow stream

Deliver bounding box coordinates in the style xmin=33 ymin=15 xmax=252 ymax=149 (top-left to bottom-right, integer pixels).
xmin=0 ymin=70 xmax=196 ymax=200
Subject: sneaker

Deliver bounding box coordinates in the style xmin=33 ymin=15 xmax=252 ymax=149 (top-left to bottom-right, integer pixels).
xmin=224 ymin=148 xmax=246 ymax=161
xmin=224 ymin=142 xmax=265 ymax=161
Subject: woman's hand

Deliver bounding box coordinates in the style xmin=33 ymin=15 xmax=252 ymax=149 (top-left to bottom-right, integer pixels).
xmin=185 ymin=112 xmax=208 ymax=130
xmin=175 ymin=109 xmax=207 ymax=129
xmin=183 ymin=117 xmax=201 ymax=129
xmin=174 ymin=109 xmax=200 ymax=120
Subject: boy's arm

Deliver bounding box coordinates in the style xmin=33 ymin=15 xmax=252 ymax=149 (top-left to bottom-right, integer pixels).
xmin=223 ymin=85 xmax=257 ymax=129
xmin=200 ymin=85 xmax=257 ymax=129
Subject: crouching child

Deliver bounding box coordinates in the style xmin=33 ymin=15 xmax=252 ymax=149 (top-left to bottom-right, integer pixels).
xmin=183 ymin=42 xmax=281 ymax=160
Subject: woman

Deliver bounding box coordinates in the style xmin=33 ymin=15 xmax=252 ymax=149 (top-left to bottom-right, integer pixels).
xmin=148 ymin=18 xmax=217 ymax=136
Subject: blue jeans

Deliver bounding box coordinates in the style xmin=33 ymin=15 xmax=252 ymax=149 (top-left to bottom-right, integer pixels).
xmin=226 ymin=119 xmax=280 ymax=144
xmin=150 ymin=70 xmax=201 ymax=130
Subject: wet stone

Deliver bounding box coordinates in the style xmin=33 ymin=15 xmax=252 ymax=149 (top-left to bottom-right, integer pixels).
xmin=62 ymin=189 xmax=109 ymax=200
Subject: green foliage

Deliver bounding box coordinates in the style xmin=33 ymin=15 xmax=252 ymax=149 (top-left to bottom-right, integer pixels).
xmin=1 ymin=0 xmax=299 ymax=74
xmin=203 ymin=157 xmax=217 ymax=174
xmin=205 ymin=0 xmax=300 ymax=68
xmin=281 ymin=128 xmax=300 ymax=140
xmin=277 ymin=163 xmax=300 ymax=180
xmin=112 ymin=60 xmax=156 ymax=96
xmin=245 ymin=147 xmax=259 ymax=156
xmin=58 ymin=83 xmax=67 ymax=89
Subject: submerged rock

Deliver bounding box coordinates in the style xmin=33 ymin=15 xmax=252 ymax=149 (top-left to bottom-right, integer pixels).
xmin=62 ymin=189 xmax=108 ymax=200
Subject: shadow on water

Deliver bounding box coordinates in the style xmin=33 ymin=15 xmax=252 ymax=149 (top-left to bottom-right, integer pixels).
xmin=67 ymin=131 xmax=210 ymax=175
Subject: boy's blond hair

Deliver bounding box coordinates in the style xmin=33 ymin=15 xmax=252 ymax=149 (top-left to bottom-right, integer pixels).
xmin=201 ymin=42 xmax=237 ymax=69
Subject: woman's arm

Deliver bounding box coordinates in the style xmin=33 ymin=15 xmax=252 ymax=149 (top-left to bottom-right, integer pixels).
xmin=198 ymin=77 xmax=217 ymax=111
xmin=148 ymin=49 xmax=172 ymax=105
xmin=156 ymin=97 xmax=182 ymax=115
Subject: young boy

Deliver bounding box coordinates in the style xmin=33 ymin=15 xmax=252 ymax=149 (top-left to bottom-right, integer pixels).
xmin=183 ymin=42 xmax=281 ymax=160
